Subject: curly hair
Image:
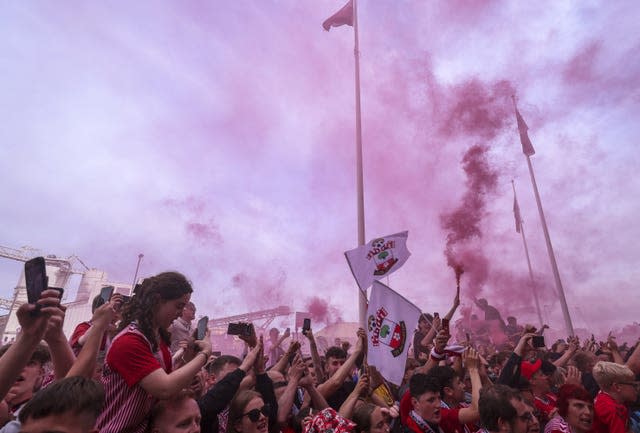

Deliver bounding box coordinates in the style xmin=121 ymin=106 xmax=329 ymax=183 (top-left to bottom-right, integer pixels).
xmin=556 ymin=384 xmax=592 ymax=418
xmin=119 ymin=271 xmax=193 ymax=351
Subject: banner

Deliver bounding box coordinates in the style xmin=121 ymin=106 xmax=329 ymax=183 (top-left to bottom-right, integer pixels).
xmin=366 ymin=281 xmax=420 ymax=385
xmin=344 ymin=231 xmax=411 ymax=291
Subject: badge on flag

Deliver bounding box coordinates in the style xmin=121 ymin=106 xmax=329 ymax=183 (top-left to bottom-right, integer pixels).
xmin=344 ymin=231 xmax=411 ymax=291
xmin=366 ymin=281 xmax=420 ymax=384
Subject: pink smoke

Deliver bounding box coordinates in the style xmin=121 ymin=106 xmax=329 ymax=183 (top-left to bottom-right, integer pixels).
xmin=305 ymin=296 xmax=343 ymax=325
xmin=440 ymin=144 xmax=499 ymax=292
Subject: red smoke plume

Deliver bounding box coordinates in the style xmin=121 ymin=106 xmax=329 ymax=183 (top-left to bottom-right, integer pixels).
xmin=305 ymin=296 xmax=343 ymax=325
xmin=441 ymin=144 xmax=499 ymax=292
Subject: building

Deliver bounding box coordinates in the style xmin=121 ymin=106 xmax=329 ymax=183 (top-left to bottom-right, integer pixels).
xmin=0 ymin=253 xmax=132 ymax=344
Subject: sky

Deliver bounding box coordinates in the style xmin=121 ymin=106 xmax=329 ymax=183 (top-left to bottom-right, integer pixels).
xmin=1 ymin=1 xmax=639 ymax=341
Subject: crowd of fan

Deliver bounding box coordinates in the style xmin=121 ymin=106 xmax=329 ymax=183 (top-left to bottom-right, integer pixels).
xmin=0 ymin=271 xmax=638 ymax=433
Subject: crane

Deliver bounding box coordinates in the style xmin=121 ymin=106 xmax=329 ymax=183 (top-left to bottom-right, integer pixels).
xmin=0 ymin=245 xmax=91 ymax=311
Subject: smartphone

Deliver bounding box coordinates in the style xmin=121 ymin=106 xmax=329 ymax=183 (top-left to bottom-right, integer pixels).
xmin=302 ymin=318 xmax=311 ymax=334
xmin=49 ymin=287 xmax=64 ymax=299
xmin=433 ymin=312 xmax=439 ymax=319
xmin=227 ymin=322 xmax=251 ymax=336
xmin=532 ymin=335 xmax=546 ymax=348
xmin=442 ymin=318 xmax=450 ymax=334
xmin=197 ymin=316 xmax=209 ymax=340
xmin=25 ymin=257 xmax=48 ymax=305
xmin=100 ymin=286 xmax=115 ymax=305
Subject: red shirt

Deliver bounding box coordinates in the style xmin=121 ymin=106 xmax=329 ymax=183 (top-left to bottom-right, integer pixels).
xmin=439 ymin=407 xmax=462 ymax=433
xmin=69 ymin=321 xmax=109 ymax=356
xmin=593 ymin=391 xmax=628 ymax=433
xmin=534 ymin=392 xmax=557 ymax=425
xmin=96 ymin=324 xmax=171 ymax=433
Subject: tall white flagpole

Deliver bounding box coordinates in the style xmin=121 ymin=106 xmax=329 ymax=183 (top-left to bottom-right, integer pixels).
xmin=513 ymin=97 xmax=575 ymax=336
xmin=524 ymin=156 xmax=574 ymax=336
xmin=353 ymin=0 xmax=368 ymax=328
xmin=512 ymin=181 xmax=544 ymax=328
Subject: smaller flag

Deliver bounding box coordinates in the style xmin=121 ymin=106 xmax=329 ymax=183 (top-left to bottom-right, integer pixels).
xmin=323 ymin=0 xmax=354 ymax=31
xmin=515 ymin=107 xmax=536 ymax=156
xmin=344 ymin=231 xmax=411 ymax=291
xmin=366 ymin=281 xmax=420 ymax=385
xmin=513 ymin=194 xmax=522 ymax=233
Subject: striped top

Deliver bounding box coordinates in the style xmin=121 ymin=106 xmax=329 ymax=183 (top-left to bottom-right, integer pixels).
xmin=96 ymin=323 xmax=171 ymax=433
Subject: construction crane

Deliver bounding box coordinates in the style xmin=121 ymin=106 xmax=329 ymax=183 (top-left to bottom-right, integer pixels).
xmin=0 ymin=245 xmax=90 ymax=274
xmin=208 ymin=306 xmax=292 ymax=333
xmin=0 ymin=245 xmax=91 ymax=311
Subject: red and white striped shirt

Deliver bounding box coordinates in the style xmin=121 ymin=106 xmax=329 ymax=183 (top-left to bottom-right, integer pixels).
xmin=96 ymin=323 xmax=171 ymax=433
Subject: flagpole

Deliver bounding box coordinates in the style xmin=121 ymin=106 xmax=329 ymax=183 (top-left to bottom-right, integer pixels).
xmin=512 ymin=180 xmax=544 ymax=328
xmin=353 ymin=0 xmax=368 ymax=328
xmin=523 ymin=150 xmax=575 ymax=336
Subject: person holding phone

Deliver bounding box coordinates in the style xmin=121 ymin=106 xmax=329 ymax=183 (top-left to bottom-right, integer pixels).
xmin=68 ymin=291 xmax=123 ymax=359
xmin=96 ymin=272 xmax=212 ymax=433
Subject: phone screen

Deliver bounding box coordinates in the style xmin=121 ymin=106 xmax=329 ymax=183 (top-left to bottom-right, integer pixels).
xmin=25 ymin=257 xmax=47 ymax=304
xmin=303 ymin=318 xmax=311 ymax=332
xmin=100 ymin=286 xmax=114 ymax=305
xmin=532 ymin=336 xmax=546 ymax=348
xmin=197 ymin=316 xmax=209 ymax=340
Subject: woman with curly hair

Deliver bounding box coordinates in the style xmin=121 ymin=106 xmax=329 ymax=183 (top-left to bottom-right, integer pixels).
xmin=544 ymin=384 xmax=593 ymax=433
xmin=96 ymin=271 xmax=212 ymax=433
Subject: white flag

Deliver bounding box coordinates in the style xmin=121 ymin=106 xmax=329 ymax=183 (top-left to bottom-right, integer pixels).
xmin=366 ymin=281 xmax=420 ymax=385
xmin=344 ymin=231 xmax=411 ymax=291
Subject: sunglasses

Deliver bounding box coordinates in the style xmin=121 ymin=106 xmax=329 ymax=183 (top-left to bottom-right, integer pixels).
xmin=243 ymin=404 xmax=270 ymax=422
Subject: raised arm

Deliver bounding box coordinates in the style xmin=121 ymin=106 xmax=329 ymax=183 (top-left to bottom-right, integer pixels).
xmin=317 ymin=328 xmax=365 ymax=399
xmin=552 ymin=336 xmax=578 ymax=368
xmin=0 ymin=291 xmax=60 ymax=400
xmin=626 ymin=339 xmax=640 ymax=375
xmin=65 ymin=300 xmax=117 ymax=378
xmin=276 ymin=353 xmax=306 ymax=427
xmin=139 ymin=332 xmax=212 ymax=399
xmin=457 ymin=348 xmax=482 ymax=425
xmin=42 ymin=295 xmax=76 ymax=379
xmin=338 ymin=372 xmax=369 ymax=419
xmin=444 ymin=285 xmax=461 ymax=321
xmin=419 ymin=315 xmax=441 ymax=348
xmin=417 ymin=329 xmax=450 ymax=375
xmin=304 ymin=328 xmax=326 ymax=384
xmin=272 ymin=340 xmax=300 ymax=374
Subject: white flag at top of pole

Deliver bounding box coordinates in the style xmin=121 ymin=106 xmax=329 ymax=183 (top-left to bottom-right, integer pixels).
xmin=366 ymin=281 xmax=420 ymax=385
xmin=344 ymin=231 xmax=411 ymax=291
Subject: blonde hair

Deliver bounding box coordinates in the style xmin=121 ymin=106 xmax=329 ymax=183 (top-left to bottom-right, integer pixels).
xmin=592 ymin=361 xmax=634 ymax=389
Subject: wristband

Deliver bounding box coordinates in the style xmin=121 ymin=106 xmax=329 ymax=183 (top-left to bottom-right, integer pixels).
xmin=430 ymin=348 xmax=445 ymax=360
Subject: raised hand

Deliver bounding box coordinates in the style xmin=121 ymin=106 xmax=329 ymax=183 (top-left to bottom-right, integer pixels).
xmin=288 ymin=353 xmax=306 ymax=382
xmin=254 ymin=335 xmax=266 ymax=374
xmin=355 ymin=373 xmax=370 ymax=397
xmin=565 ymin=365 xmax=582 ymax=385
xmin=17 ymin=289 xmax=62 ymax=341
xmin=194 ymin=329 xmax=212 ymax=357
xmin=463 ymin=347 xmax=480 ymax=371
xmin=355 ymin=327 xmax=367 ymax=353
